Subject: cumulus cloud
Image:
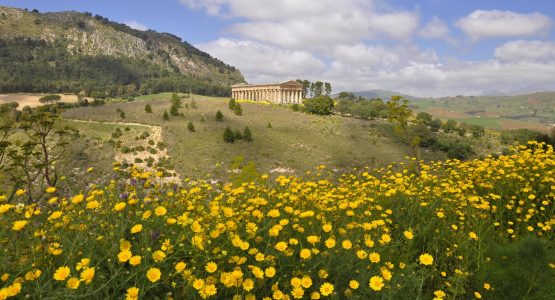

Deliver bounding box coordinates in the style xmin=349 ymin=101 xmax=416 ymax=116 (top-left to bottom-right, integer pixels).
xmin=182 ymin=0 xmax=419 ymax=48
xmin=495 ymin=40 xmax=555 ymax=62
xmin=124 ymin=21 xmax=148 ymax=31
xmin=456 ymin=10 xmax=552 ymax=40
xmin=185 ymin=1 xmax=555 ymax=97
xmin=419 ymin=16 xmax=450 ymax=39
xmin=196 ymin=38 xmax=326 ymax=83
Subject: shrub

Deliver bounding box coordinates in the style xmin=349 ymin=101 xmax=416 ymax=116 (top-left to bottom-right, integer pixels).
xmin=187 ymin=122 xmax=195 ymax=132
xmin=223 ymin=126 xmax=235 ymax=143
xmin=170 ymin=104 xmax=179 ymax=116
xmin=228 ymin=98 xmax=237 ymax=110
xmin=144 ymin=104 xmax=152 ymax=113
xmin=243 ymin=126 xmax=253 ymax=142
xmin=291 ymin=104 xmax=300 ymax=111
xmin=303 ymin=95 xmax=334 ymax=115
xmin=215 ymin=110 xmax=224 ymax=122
xmin=233 ymin=129 xmax=242 ymax=140
xmin=162 ymin=110 xmax=169 ymax=120
xmin=233 ymin=103 xmax=242 ymax=116
xmin=267 ymin=122 xmax=272 ymax=128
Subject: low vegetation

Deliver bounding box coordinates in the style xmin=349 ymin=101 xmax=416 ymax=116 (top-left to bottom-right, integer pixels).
xmin=0 ymin=142 xmax=553 ymax=299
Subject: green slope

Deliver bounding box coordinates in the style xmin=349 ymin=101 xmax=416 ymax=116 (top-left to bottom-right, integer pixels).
xmin=0 ymin=6 xmax=244 ymax=97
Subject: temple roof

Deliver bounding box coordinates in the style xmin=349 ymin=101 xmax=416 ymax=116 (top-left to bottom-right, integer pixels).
xmin=231 ymin=80 xmax=302 ymax=88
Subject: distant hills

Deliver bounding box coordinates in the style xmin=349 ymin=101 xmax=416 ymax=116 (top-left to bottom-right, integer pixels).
xmin=334 ymin=90 xmax=422 ymax=100
xmin=0 ymin=6 xmax=244 ymax=97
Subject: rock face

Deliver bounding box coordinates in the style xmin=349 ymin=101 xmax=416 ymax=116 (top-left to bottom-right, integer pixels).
xmin=0 ymin=6 xmax=244 ymax=87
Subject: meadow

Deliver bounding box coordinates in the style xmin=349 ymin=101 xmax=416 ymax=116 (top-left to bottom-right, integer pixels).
xmin=0 ymin=142 xmax=553 ymax=299
xmin=413 ymin=92 xmax=555 ymax=132
xmin=62 ymin=94 xmax=439 ymax=180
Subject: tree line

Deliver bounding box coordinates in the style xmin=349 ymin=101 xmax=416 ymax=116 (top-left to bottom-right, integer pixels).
xmin=295 ymin=79 xmax=332 ymax=98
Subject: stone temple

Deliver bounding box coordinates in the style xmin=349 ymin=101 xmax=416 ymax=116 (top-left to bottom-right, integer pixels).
xmin=231 ymin=80 xmax=303 ymax=104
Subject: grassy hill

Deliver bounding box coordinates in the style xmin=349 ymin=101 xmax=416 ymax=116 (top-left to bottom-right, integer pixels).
xmin=0 ymin=6 xmax=244 ymax=96
xmin=60 ymin=94 xmax=447 ymax=180
xmin=412 ymin=92 xmax=555 ymax=132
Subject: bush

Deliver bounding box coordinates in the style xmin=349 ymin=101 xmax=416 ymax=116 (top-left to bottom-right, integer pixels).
xmin=162 ymin=110 xmax=169 ymax=120
xmin=291 ymin=104 xmax=300 ymax=112
xmin=223 ymin=126 xmax=235 ymax=143
xmin=144 ymin=104 xmax=152 ymax=113
xmin=267 ymin=122 xmax=272 ymax=128
xmin=243 ymin=126 xmax=253 ymax=142
xmin=303 ymin=95 xmax=334 ymax=115
xmin=170 ymin=103 xmax=179 ymax=116
xmin=187 ymin=122 xmax=195 ymax=132
xmin=429 ymin=118 xmax=442 ymax=132
xmin=228 ymin=98 xmax=236 ymax=110
xmin=233 ymin=129 xmax=242 ymax=140
xmin=215 ymin=110 xmax=224 ymax=122
xmin=233 ymin=103 xmax=242 ymax=116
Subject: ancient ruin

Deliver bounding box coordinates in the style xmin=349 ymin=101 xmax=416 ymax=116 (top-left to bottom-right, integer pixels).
xmin=231 ymin=80 xmax=303 ymax=104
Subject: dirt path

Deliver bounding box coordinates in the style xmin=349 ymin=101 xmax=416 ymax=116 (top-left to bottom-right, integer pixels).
xmin=66 ymin=119 xmax=181 ymax=183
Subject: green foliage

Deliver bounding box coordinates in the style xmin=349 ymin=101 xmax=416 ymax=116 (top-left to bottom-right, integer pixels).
xmin=476 ymin=237 xmax=555 ymax=299
xmin=39 ymin=94 xmax=61 ymax=104
xmin=267 ymin=122 xmax=272 ymax=128
xmin=386 ymin=96 xmax=421 ymax=171
xmin=334 ymin=98 xmax=387 ymax=120
xmin=187 ymin=122 xmax=195 ymax=132
xmin=437 ymin=138 xmax=474 ymax=160
xmin=416 ymin=112 xmax=433 ymax=125
xmin=429 ymin=118 xmax=442 ymax=132
xmin=500 ymin=128 xmax=554 ymax=146
xmin=442 ymin=119 xmax=458 ymax=133
xmin=144 ymin=104 xmax=152 ymax=113
xmin=215 ymin=110 xmax=224 ymax=122
xmin=223 ymin=126 xmax=234 ymax=143
xmin=162 ymin=110 xmax=169 ymax=121
xmin=243 ymin=126 xmax=253 ymax=142
xmin=230 ymin=157 xmax=260 ymax=186
xmin=233 ymin=129 xmax=243 ymax=140
xmin=228 ymin=98 xmax=237 ymax=110
xmin=303 ymin=95 xmax=334 ymax=115
xmin=233 ymin=103 xmax=243 ymax=116
xmin=290 ymin=104 xmax=300 ymax=112
xmin=169 ymin=103 xmax=180 ymax=116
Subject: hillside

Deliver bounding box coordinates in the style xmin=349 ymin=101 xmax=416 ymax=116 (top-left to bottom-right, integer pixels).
xmin=413 ymin=91 xmax=555 ymax=132
xmin=336 ymin=90 xmax=422 ymax=100
xmin=0 ymin=6 xmax=244 ymax=97
xmin=60 ymin=94 xmax=451 ymax=181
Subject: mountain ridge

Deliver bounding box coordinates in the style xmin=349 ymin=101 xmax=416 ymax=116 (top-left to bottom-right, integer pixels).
xmin=0 ymin=6 xmax=244 ymax=96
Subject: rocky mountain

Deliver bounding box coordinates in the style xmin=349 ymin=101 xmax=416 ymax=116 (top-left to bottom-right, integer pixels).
xmin=0 ymin=6 xmax=244 ymax=97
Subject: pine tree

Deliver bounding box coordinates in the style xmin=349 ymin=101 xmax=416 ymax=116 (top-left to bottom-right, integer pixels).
xmin=228 ymin=98 xmax=237 ymax=110
xmin=267 ymin=122 xmax=272 ymax=128
xmin=243 ymin=126 xmax=253 ymax=142
xmin=170 ymin=103 xmax=179 ymax=116
xmin=162 ymin=110 xmax=169 ymax=120
xmin=215 ymin=110 xmax=224 ymax=122
xmin=233 ymin=103 xmax=242 ymax=116
xmin=144 ymin=104 xmax=152 ymax=113
xmin=187 ymin=122 xmax=195 ymax=132
xmin=223 ymin=126 xmax=235 ymax=143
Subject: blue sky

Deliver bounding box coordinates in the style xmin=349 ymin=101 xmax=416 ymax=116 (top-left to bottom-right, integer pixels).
xmin=1 ymin=0 xmax=555 ymax=96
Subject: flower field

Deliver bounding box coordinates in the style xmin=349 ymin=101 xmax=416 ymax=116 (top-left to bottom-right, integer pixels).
xmin=1 ymin=142 xmax=554 ymax=299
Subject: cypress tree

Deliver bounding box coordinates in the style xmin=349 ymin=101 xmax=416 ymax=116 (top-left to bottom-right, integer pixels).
xmin=243 ymin=126 xmax=253 ymax=142
xmin=223 ymin=126 xmax=235 ymax=143
xmin=215 ymin=110 xmax=224 ymax=122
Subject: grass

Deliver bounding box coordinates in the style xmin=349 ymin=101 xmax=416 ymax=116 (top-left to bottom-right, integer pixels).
xmin=412 ymin=92 xmax=555 ymax=132
xmin=61 ymin=95 xmax=441 ymax=180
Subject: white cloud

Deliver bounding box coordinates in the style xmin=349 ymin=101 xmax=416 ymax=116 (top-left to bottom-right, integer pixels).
xmin=456 ymin=10 xmax=552 ymax=40
xmin=495 ymin=40 xmax=555 ymax=62
xmin=184 ymin=1 xmax=555 ymax=97
xmin=196 ymin=38 xmax=326 ymax=83
xmin=419 ymin=16 xmax=450 ymax=39
xmin=182 ymin=0 xmax=419 ymax=48
xmin=124 ymin=21 xmax=148 ymax=31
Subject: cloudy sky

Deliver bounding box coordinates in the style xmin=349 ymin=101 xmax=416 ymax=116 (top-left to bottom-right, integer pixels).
xmin=2 ymin=0 xmax=555 ymax=97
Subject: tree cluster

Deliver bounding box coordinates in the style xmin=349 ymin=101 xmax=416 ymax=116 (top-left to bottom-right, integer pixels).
xmin=295 ymin=80 xmax=332 ymax=98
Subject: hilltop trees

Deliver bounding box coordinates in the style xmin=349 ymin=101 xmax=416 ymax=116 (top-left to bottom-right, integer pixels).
xmin=296 ymin=79 xmax=332 ymax=98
